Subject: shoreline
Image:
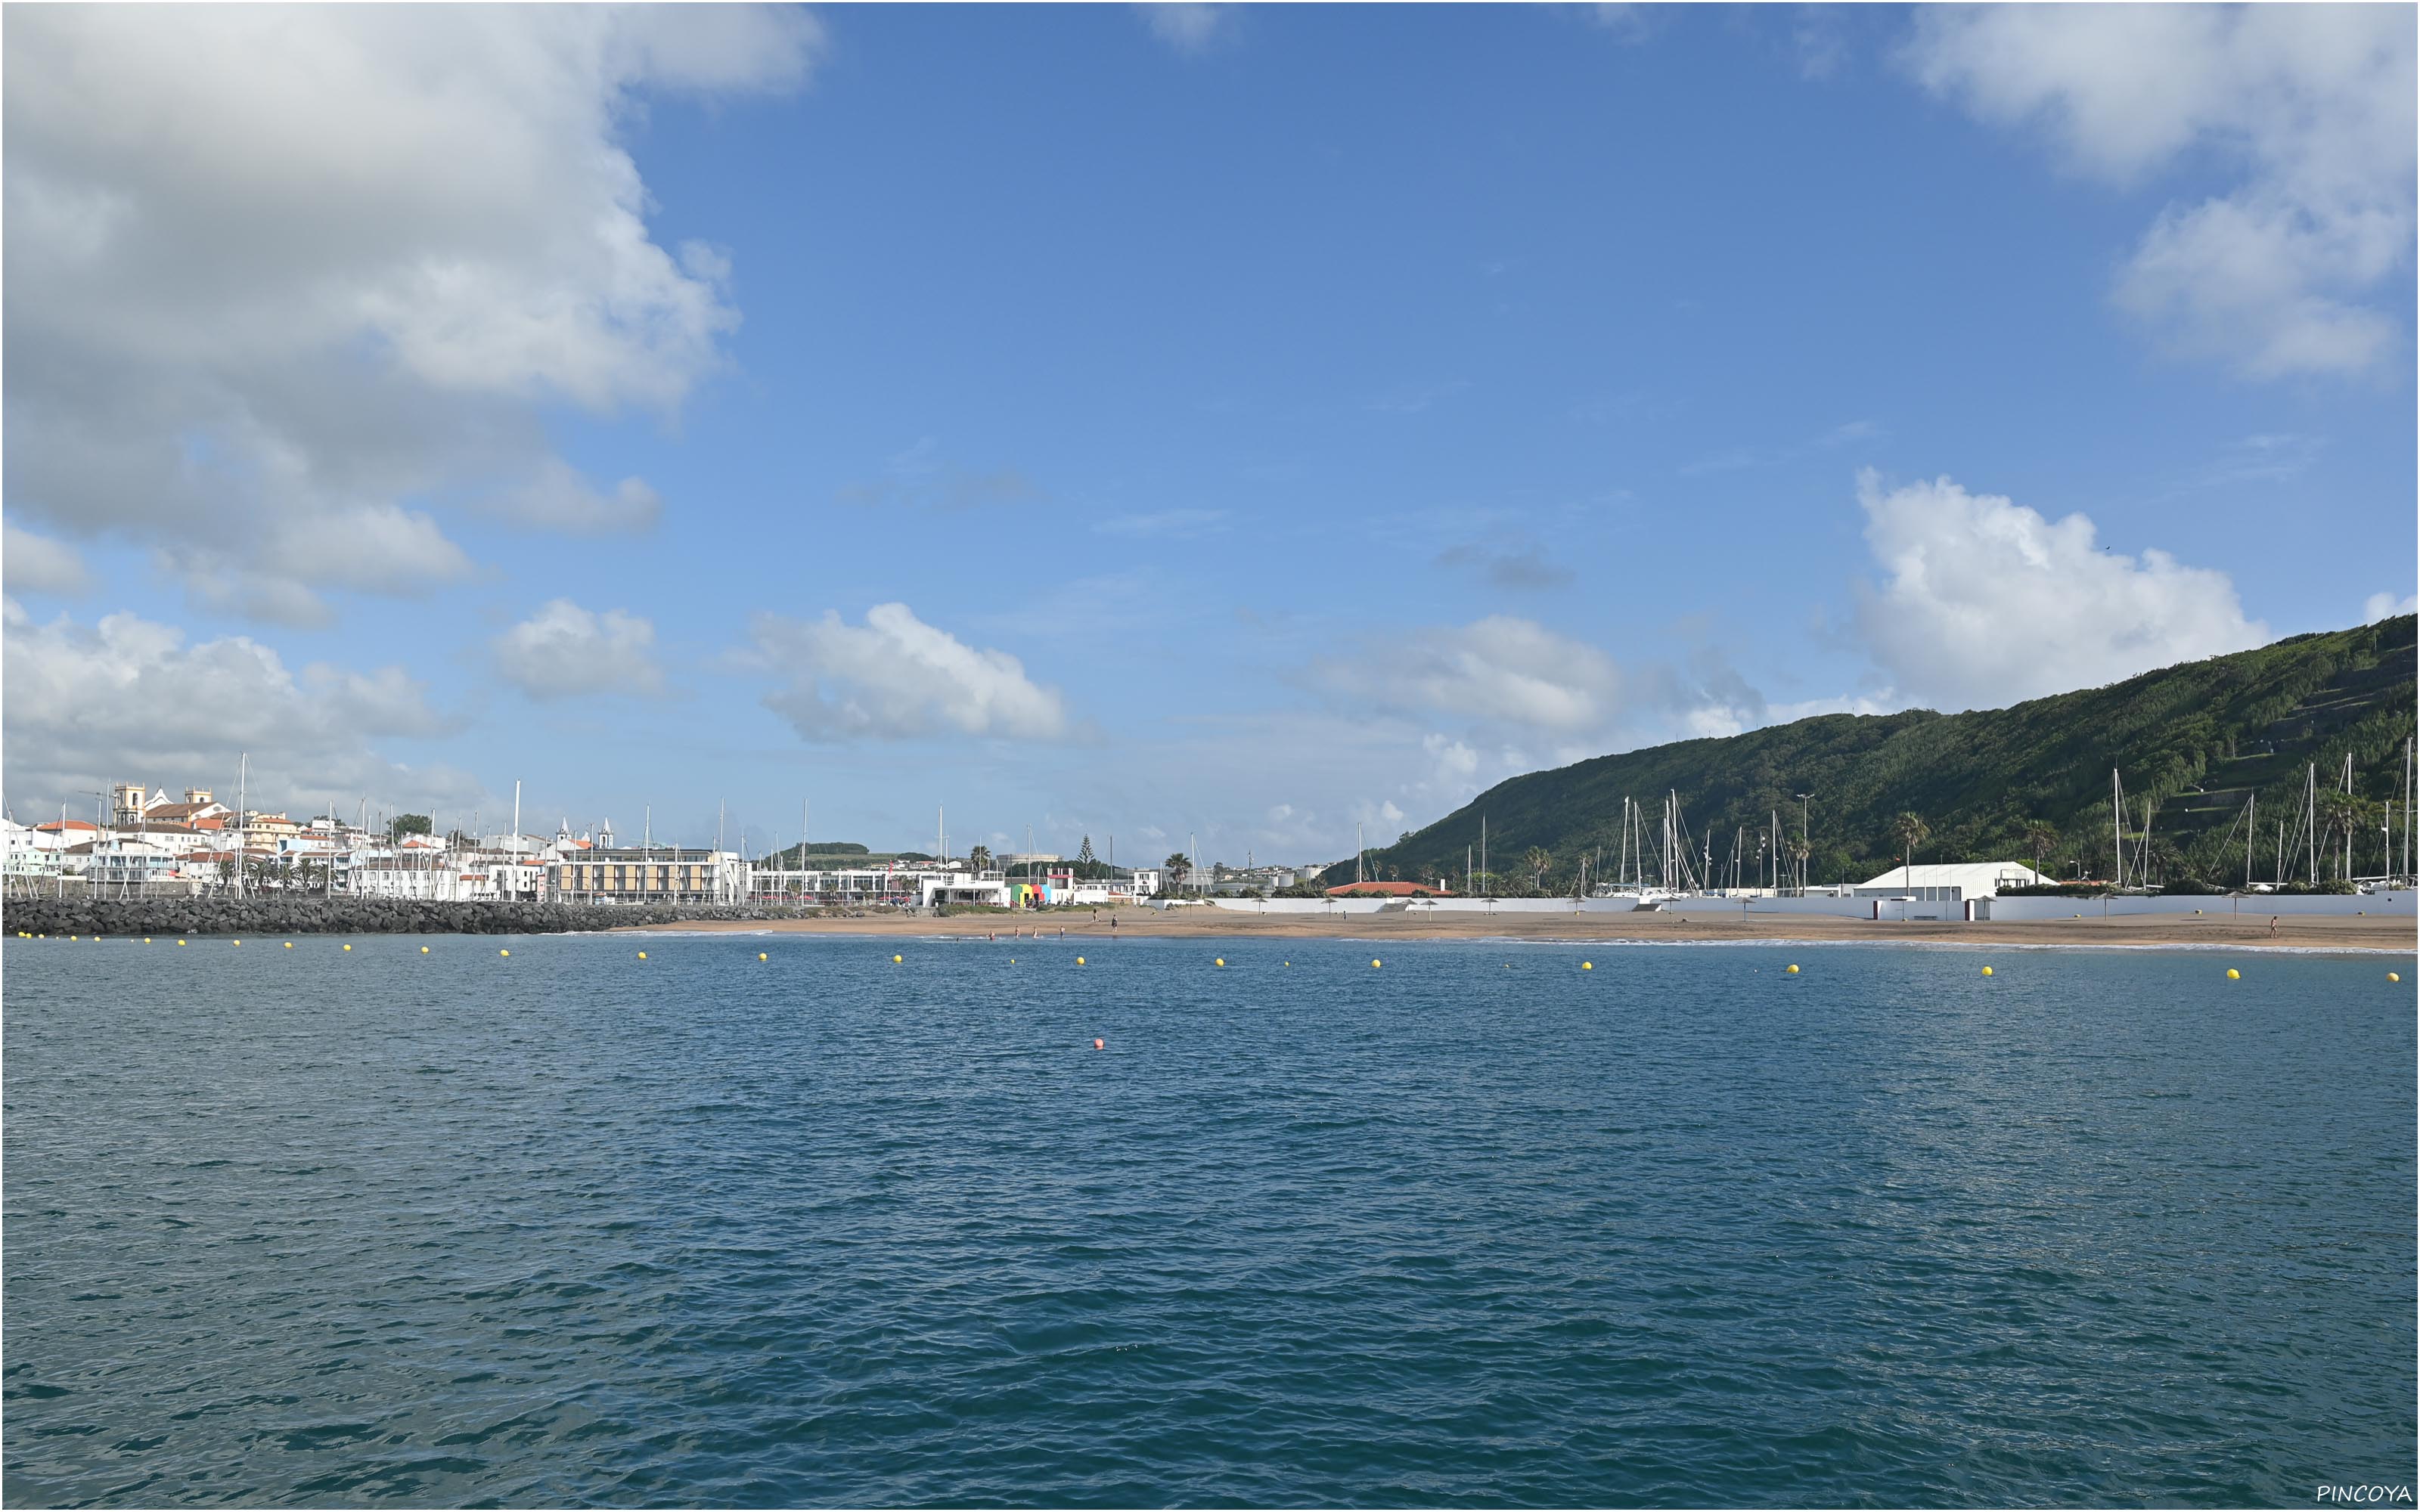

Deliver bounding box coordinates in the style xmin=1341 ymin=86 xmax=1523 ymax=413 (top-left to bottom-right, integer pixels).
xmin=616 ymin=909 xmax=2417 ymax=953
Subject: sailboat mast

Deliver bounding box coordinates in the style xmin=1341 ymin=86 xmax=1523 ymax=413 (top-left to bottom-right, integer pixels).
xmin=2110 ymin=767 xmax=2123 ymax=891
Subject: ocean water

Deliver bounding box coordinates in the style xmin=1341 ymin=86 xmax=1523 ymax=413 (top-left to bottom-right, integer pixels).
xmin=4 ymin=933 xmax=2413 ymax=1508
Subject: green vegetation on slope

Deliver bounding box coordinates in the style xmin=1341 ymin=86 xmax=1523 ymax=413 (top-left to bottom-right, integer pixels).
xmin=1339 ymin=617 xmax=2416 ymax=894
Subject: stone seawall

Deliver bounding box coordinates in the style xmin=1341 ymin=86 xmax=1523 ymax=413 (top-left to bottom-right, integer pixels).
xmin=2 ymin=897 xmax=828 ymax=938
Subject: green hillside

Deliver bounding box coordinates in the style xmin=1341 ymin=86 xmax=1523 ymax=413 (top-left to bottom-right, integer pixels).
xmin=1338 ymin=617 xmax=2416 ymax=894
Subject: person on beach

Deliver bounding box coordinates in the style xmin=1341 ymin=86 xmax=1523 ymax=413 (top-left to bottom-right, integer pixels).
xmin=2270 ymin=916 xmax=2279 ymax=937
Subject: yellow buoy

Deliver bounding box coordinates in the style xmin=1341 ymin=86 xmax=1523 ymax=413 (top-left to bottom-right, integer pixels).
xmin=759 ymin=952 xmax=768 ymax=961
xmin=1981 ymin=965 xmax=1993 ymax=976
xmin=342 ymin=943 xmax=350 ymax=950
xmin=1215 ymin=957 xmax=1226 ymax=967
xmin=2226 ymin=968 xmax=2240 ymax=980
xmin=893 ymin=953 xmax=903 ymax=963
xmin=1582 ymin=961 xmax=1593 ymax=970
xmin=1075 ymin=956 xmax=1085 ymax=965
xmin=1786 ymin=964 xmax=1800 ymax=974
xmin=70 ymin=935 xmax=78 ymax=941
xmin=2389 ymin=972 xmax=2402 ymax=983
xmin=284 ymin=941 xmax=293 ymax=948
xmin=638 ymin=951 xmax=647 ymax=960
xmin=178 ymin=939 xmax=187 ymax=946
xmin=420 ymin=946 xmax=429 ymax=953
xmin=1372 ymin=959 xmax=1382 ymax=968
xmin=142 ymin=937 xmax=150 ymax=943
xmin=500 ymin=949 xmax=510 ymax=957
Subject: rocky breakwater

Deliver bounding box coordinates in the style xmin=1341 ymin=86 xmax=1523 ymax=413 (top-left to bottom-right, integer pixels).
xmin=2 ymin=897 xmax=820 ymax=938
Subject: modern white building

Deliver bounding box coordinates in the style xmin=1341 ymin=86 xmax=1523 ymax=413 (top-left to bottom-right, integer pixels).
xmin=1851 ymin=861 xmax=2053 ymax=901
xmin=918 ymin=870 xmax=1013 ymax=908
xmin=84 ymin=838 xmax=184 ymax=893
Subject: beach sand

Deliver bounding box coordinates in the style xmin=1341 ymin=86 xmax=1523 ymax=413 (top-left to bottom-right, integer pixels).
xmin=621 ymin=906 xmax=2418 ymax=953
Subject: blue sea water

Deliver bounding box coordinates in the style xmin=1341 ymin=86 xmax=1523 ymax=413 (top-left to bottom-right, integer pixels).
xmin=3 ymin=933 xmax=2413 ymax=1508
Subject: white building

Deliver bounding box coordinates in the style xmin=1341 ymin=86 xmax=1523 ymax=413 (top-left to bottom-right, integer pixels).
xmin=917 ymin=870 xmax=1013 ymax=908
xmin=85 ymin=838 xmax=185 ymax=893
xmin=1851 ymin=861 xmax=2052 ymax=901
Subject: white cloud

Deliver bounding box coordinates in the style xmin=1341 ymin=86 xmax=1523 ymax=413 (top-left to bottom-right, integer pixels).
xmin=1 ymin=600 xmax=479 ymax=817
xmin=752 ymin=603 xmax=1070 ymax=742
xmin=2366 ymin=591 xmax=2418 ymax=623
xmin=1315 ymin=615 xmax=1626 ymax=733
xmin=1138 ymin=4 xmax=1235 ymax=54
xmin=498 ymin=460 xmax=664 ymax=535
xmin=1853 ymin=469 xmax=2266 ymax=708
xmin=3 ymin=522 xmax=92 ymax=596
xmin=1905 ymin=5 xmax=2415 ymax=377
xmin=493 ymin=599 xmax=665 ymax=700
xmin=2 ymin=6 xmax=816 ymax=616
xmin=1587 ymin=5 xmax=1659 ymax=45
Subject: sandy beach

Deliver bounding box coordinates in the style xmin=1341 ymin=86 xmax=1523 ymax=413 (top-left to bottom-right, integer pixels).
xmin=620 ymin=906 xmax=2418 ymax=953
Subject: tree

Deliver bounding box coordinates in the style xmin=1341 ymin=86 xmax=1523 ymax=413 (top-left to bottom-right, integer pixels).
xmin=389 ymin=813 xmax=433 ymax=841
xmin=2022 ymin=819 xmax=2059 ymax=879
xmin=1789 ymin=837 xmax=1810 ymax=892
xmin=1163 ymin=852 xmax=1191 ymax=892
xmin=1076 ymin=835 xmax=1096 ymax=866
xmin=1522 ymin=846 xmax=1553 ymax=894
xmin=1891 ymin=812 xmax=1930 ymax=894
xmin=2318 ymin=792 xmax=2369 ymax=881
xmin=967 ymin=844 xmax=994 ymax=872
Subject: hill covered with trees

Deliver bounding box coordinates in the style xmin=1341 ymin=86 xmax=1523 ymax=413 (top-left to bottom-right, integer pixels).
xmin=1335 ymin=616 xmax=2415 ymax=895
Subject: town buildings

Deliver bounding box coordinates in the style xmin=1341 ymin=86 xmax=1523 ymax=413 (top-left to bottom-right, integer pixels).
xmin=9 ymin=779 xmax=1322 ymax=911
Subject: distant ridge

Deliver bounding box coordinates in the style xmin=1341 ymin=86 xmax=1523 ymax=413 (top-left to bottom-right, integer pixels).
xmin=1337 ymin=617 xmax=2416 ymax=892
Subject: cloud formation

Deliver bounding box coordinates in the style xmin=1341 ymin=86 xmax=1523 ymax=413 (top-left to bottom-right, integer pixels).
xmin=2 ymin=599 xmax=479 ymax=817
xmin=2366 ymin=590 xmax=2418 ymax=623
xmin=1138 ymin=4 xmax=1235 ymax=54
xmin=1314 ymin=616 xmax=1624 ymax=734
xmin=1853 ymin=469 xmax=2267 ymax=709
xmin=3 ymin=6 xmax=816 ymax=620
xmin=499 ymin=461 xmax=665 ymax=535
xmin=493 ymin=599 xmax=666 ymax=700
xmin=3 ymin=522 xmax=92 ymax=596
xmin=1906 ymin=5 xmax=2415 ymax=377
xmin=753 ymin=603 xmax=1070 ymax=742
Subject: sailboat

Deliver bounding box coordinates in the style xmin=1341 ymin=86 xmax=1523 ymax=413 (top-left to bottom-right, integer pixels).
xmin=1588 ymin=794 xmax=1676 ymax=909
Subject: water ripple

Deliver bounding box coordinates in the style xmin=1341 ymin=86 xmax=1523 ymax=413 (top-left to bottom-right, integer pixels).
xmin=5 ymin=936 xmax=2413 ymax=1505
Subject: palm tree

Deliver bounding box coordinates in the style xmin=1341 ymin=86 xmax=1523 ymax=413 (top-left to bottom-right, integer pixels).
xmin=2317 ymin=792 xmax=2368 ymax=881
xmin=2022 ymin=820 xmax=2058 ymax=881
xmin=1789 ymin=837 xmax=1810 ymax=893
xmin=1891 ymin=812 xmax=1930 ymax=894
xmin=967 ymin=844 xmax=994 ymax=873
xmin=1522 ymin=846 xmax=1553 ymax=894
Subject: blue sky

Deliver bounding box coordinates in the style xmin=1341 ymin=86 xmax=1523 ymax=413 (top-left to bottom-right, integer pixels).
xmin=5 ymin=4 xmax=2413 ymax=862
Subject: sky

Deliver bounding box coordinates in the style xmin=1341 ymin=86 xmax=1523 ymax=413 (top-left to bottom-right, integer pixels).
xmin=5 ymin=2 xmax=2415 ymax=864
